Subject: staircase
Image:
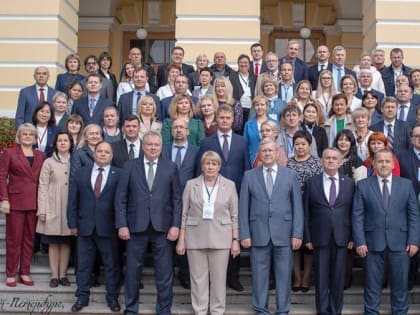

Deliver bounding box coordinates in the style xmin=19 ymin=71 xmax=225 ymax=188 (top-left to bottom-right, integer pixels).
xmin=1 ymin=214 xmax=420 ymax=314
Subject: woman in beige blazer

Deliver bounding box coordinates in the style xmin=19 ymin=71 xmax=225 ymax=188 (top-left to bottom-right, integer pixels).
xmin=176 ymin=151 xmax=240 ymax=315
xmin=36 ymin=131 xmax=73 ymax=288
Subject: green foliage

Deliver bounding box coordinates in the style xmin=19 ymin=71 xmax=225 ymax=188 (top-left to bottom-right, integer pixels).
xmin=0 ymin=117 xmax=16 ymax=155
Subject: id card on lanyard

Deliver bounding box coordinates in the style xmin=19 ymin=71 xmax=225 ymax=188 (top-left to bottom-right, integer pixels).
xmin=203 ymin=177 xmax=218 ymax=219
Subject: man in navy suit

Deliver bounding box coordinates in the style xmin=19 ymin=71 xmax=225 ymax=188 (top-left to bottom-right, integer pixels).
xmin=304 ymin=147 xmax=355 ymax=315
xmin=71 ymin=73 xmax=114 ymax=126
xmin=328 ymin=46 xmax=357 ymax=91
xmin=197 ymin=104 xmax=251 ymax=291
xmin=67 ymin=141 xmax=121 ymax=313
xmin=111 ymin=115 xmax=142 ymax=168
xmin=239 ymin=138 xmax=303 ymax=315
xmin=162 ymin=118 xmax=198 ymax=289
xmin=381 ymin=48 xmax=412 ymax=96
xmin=15 ymin=66 xmax=57 ymax=128
xmin=115 ymin=130 xmax=182 ymax=315
xmin=356 ymin=69 xmax=384 ymax=106
xmin=308 ymin=45 xmax=331 ymax=90
xmin=156 ymin=46 xmax=194 ymax=88
xmin=280 ymin=40 xmax=308 ymax=84
xmin=353 ymin=148 xmax=420 ymax=314
xmin=117 ymin=68 xmax=159 ymax=125
xmin=398 ymin=124 xmax=420 ymax=290
xmin=370 ymin=96 xmax=411 ymax=157
xmin=249 ymin=43 xmax=267 ymax=78
xmin=396 ymin=84 xmax=420 ymax=127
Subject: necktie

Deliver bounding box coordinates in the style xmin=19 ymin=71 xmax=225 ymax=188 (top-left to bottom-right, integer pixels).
xmin=147 ymin=161 xmax=155 ymax=190
xmin=387 ymin=124 xmax=394 ymax=151
xmin=337 ymin=67 xmax=343 ymax=89
xmin=382 ymin=178 xmax=390 ymax=209
xmin=89 ymin=98 xmax=96 ymax=117
xmin=222 ymin=134 xmax=229 ymax=161
xmin=174 ymin=145 xmax=183 ymax=169
xmin=39 ymin=88 xmax=45 ymax=103
xmin=255 ymin=63 xmax=259 ymax=77
xmin=94 ymin=167 xmax=104 ymax=198
xmin=320 ymin=64 xmax=324 ymax=72
xmin=329 ymin=177 xmax=336 ymax=206
xmin=128 ymin=143 xmax=135 ymax=160
xmin=266 ymin=168 xmax=273 ymax=197
xmin=399 ymin=105 xmax=407 ymax=121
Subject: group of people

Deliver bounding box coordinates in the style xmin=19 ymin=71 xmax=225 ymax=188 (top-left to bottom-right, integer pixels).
xmin=1 ymin=40 xmax=420 ymax=315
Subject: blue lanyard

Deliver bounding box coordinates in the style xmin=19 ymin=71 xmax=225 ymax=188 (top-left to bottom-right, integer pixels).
xmin=204 ymin=177 xmax=218 ymax=202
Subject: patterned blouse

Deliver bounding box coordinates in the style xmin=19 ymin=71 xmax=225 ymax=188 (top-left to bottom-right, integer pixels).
xmin=286 ymin=155 xmax=323 ymax=189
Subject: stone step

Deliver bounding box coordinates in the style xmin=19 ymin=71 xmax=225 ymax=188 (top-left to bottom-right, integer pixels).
xmin=2 ymin=300 xmax=420 ymax=315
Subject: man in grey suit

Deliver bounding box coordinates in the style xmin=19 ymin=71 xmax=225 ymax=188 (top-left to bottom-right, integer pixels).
xmin=353 ymin=148 xmax=420 ymax=315
xmin=239 ymin=138 xmax=304 ymax=315
xmin=162 ymin=118 xmax=198 ymax=289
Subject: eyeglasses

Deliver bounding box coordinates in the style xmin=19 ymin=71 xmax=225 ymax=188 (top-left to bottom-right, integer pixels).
xmin=321 ymin=77 xmax=332 ymax=80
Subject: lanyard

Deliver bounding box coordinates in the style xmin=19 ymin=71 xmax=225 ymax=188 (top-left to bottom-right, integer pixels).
xmin=204 ymin=176 xmax=218 ymax=202
xmin=239 ymin=74 xmax=249 ymax=87
xmin=38 ymin=127 xmax=48 ymax=148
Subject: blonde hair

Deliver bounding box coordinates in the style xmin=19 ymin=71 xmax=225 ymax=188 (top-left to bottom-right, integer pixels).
xmin=15 ymin=123 xmax=37 ymax=144
xmin=168 ymin=94 xmax=195 ymax=119
xmin=196 ymin=95 xmax=217 ymax=117
xmin=213 ymin=76 xmax=235 ymax=106
xmin=200 ymin=150 xmax=222 ymax=167
xmin=137 ymin=95 xmax=157 ymax=119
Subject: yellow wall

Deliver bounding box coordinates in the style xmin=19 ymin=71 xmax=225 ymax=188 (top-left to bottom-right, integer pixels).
xmin=0 ymin=0 xmax=79 ymax=116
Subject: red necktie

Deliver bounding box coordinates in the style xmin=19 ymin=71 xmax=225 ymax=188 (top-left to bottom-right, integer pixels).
xmin=94 ymin=167 xmax=104 ymax=198
xmin=39 ymin=88 xmax=45 ymax=103
xmin=255 ymin=63 xmax=259 ymax=77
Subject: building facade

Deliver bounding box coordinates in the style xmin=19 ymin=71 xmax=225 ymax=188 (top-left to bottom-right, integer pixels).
xmin=0 ymin=0 xmax=419 ymax=116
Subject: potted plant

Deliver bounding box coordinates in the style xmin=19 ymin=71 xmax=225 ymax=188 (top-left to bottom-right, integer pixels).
xmin=0 ymin=117 xmax=16 ymax=156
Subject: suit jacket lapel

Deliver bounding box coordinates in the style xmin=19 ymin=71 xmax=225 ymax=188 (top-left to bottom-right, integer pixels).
xmin=257 ymin=166 xmax=270 ymax=198
xmin=16 ymin=147 xmax=34 ymax=178
xmin=100 ymin=167 xmax=117 ymax=197
xmin=31 ymin=85 xmax=39 ymax=104
xmin=370 ymin=177 xmax=385 ymax=211
xmin=315 ymin=174 xmax=330 ymax=205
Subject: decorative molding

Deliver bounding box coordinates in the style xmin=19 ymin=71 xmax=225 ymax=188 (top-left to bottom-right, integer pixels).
xmin=323 ymin=19 xmax=362 ymax=35
xmin=78 ymin=17 xmax=118 ymax=31
xmin=261 ymin=24 xmax=274 ymax=35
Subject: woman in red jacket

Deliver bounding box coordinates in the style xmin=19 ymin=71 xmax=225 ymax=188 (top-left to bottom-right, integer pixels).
xmin=0 ymin=123 xmax=46 ymax=286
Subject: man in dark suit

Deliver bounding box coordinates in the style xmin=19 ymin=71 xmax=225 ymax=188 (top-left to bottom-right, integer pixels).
xmin=67 ymin=141 xmax=121 ymax=313
xmin=249 ymin=43 xmax=267 ymax=78
xmin=209 ymin=51 xmax=234 ymax=80
xmin=117 ymin=68 xmax=159 ymax=125
xmin=111 ymin=115 xmax=142 ymax=168
xmin=71 ymin=73 xmax=114 ymax=126
xmin=370 ymin=96 xmax=411 ymax=157
xmin=398 ymin=124 xmax=420 ymax=290
xmin=356 ymin=69 xmax=384 ymax=106
xmin=328 ymin=46 xmax=357 ymax=91
xmin=381 ymin=48 xmax=412 ymax=96
xmin=396 ymin=84 xmax=420 ymax=127
xmin=160 ymin=74 xmax=199 ymax=121
xmin=304 ymin=147 xmax=355 ymax=315
xmin=15 ymin=66 xmax=57 ymax=128
xmin=280 ymin=40 xmax=308 ymax=84
xmin=239 ymin=138 xmax=303 ymax=315
xmin=353 ymin=148 xmax=420 ymax=314
xmin=156 ymin=46 xmax=194 ymax=88
xmin=162 ymin=118 xmax=198 ymax=289
xmin=308 ymin=45 xmax=331 ymax=90
xmin=115 ymin=130 xmax=182 ymax=315
xmin=197 ymin=104 xmax=251 ymax=291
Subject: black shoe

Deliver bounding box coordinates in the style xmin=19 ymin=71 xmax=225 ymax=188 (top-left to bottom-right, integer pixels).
xmin=107 ymin=299 xmax=121 ymax=312
xmin=409 ymin=282 xmax=414 ymax=291
xmin=139 ymin=281 xmax=144 ymax=289
xmin=71 ymin=299 xmax=88 ymax=312
xmin=300 ymin=286 xmax=310 ymax=292
xmin=269 ymin=279 xmax=276 ymax=290
xmin=292 ymin=286 xmax=301 ymax=292
xmin=179 ymin=277 xmax=190 ymax=289
xmin=228 ymin=280 xmax=244 ymax=292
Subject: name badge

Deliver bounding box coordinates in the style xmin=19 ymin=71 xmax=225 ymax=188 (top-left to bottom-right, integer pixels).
xmin=202 ymin=201 xmax=215 ymax=219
